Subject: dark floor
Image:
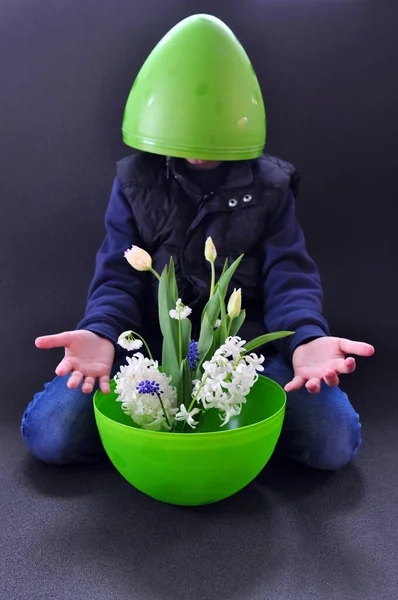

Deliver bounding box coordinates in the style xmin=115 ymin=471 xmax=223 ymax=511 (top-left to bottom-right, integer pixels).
xmin=1 ymin=354 xmax=397 ymax=600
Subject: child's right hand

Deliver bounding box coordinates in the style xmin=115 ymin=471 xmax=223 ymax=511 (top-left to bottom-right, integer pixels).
xmin=35 ymin=330 xmax=115 ymax=394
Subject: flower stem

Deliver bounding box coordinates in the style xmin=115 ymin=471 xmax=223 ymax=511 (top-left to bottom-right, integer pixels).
xmin=233 ymin=353 xmax=244 ymax=369
xmin=188 ymin=374 xmax=209 ymax=412
xmin=149 ymin=267 xmax=161 ymax=281
xmin=180 ymin=374 xmax=210 ymax=433
xmin=209 ymin=263 xmax=215 ymax=299
xmin=156 ymin=392 xmax=171 ymax=429
xmin=183 ymin=374 xmax=211 ymax=432
xmin=178 ymin=318 xmax=183 ymax=364
xmin=130 ymin=330 xmax=154 ymax=361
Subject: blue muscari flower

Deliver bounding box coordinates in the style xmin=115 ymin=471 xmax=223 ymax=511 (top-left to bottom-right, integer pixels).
xmin=136 ymin=380 xmax=163 ymax=396
xmin=187 ymin=340 xmax=199 ymax=370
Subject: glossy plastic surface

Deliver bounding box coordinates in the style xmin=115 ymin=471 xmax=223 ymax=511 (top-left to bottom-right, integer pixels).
xmin=122 ymin=14 xmax=266 ymax=160
xmin=94 ymin=375 xmax=285 ymax=505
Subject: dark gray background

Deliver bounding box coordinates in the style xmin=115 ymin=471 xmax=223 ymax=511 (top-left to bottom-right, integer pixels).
xmin=1 ymin=1 xmax=397 ymax=599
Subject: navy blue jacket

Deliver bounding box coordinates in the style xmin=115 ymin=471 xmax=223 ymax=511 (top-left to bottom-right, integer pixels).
xmin=77 ymin=152 xmax=329 ymax=361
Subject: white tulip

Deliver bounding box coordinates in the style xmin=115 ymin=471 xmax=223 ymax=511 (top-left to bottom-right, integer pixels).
xmin=124 ymin=245 xmax=152 ymax=271
xmin=227 ymin=288 xmax=242 ymax=320
xmin=204 ymin=237 xmax=217 ymax=263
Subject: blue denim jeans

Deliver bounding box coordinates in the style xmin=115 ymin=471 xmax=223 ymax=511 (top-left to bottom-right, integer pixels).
xmin=20 ymin=354 xmax=362 ymax=470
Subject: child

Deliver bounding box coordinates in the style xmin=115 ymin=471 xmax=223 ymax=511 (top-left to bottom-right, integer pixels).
xmin=21 ymin=14 xmax=374 ymax=469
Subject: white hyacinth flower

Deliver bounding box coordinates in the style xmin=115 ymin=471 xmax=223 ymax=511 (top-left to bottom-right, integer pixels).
xmin=219 ymin=403 xmax=242 ymax=427
xmin=169 ymin=298 xmax=192 ymax=320
xmin=114 ymin=353 xmax=178 ymax=432
xmin=174 ymin=404 xmax=201 ymax=429
xmin=191 ymin=336 xmax=265 ymax=427
xmin=202 ymin=355 xmax=232 ymax=383
xmin=243 ymin=352 xmax=265 ymax=371
xmin=117 ymin=330 xmax=144 ymax=351
xmin=219 ymin=336 xmax=247 ymax=361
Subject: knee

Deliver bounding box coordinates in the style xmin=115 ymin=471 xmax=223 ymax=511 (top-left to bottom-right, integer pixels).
xmin=22 ymin=438 xmax=71 ymax=465
xmin=304 ymin=398 xmax=362 ymax=471
xmin=21 ymin=407 xmax=72 ymax=465
xmin=20 ymin=378 xmax=84 ymax=465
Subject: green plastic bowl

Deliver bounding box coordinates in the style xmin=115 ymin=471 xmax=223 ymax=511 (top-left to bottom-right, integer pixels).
xmin=93 ymin=375 xmax=286 ymax=506
xmin=122 ymin=14 xmax=266 ymax=160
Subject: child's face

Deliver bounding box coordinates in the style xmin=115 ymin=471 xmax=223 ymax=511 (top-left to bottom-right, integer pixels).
xmin=185 ymin=159 xmax=222 ymax=170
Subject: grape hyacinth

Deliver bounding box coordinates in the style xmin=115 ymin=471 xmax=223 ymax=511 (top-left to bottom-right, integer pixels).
xmin=136 ymin=380 xmax=163 ymax=396
xmin=136 ymin=379 xmax=170 ymax=428
xmin=187 ymin=340 xmax=199 ymax=370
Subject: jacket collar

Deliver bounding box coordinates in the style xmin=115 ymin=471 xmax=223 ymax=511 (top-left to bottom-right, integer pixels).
xmin=219 ymin=159 xmax=255 ymax=190
xmin=167 ymin=156 xmax=255 ymax=194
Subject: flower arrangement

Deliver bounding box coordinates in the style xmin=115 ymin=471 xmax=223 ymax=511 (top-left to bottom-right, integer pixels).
xmin=114 ymin=239 xmax=293 ymax=432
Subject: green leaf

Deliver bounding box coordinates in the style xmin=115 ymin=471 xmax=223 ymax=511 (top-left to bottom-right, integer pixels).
xmin=210 ymin=289 xmax=229 ymax=360
xmin=212 ymin=327 xmax=220 ymax=351
xmin=216 ymin=255 xmax=243 ymax=298
xmin=161 ymin=333 xmax=180 ymax=389
xmin=230 ymin=309 xmax=246 ymax=337
xmin=194 ymin=255 xmax=244 ymax=377
xmin=201 ymin=255 xmax=243 ymax=327
xmin=181 ymin=317 xmax=192 ymax=359
xmin=167 ymin=256 xmax=191 ymax=362
xmin=158 ymin=266 xmax=179 ymax=386
xmin=182 ymin=358 xmax=192 ymax=405
xmin=244 ymin=331 xmax=294 ymax=354
xmin=168 ymin=257 xmax=178 ymax=304
xmin=158 ymin=266 xmax=178 ymax=351
xmin=220 ymin=257 xmax=229 ymax=280
xmin=213 ymin=288 xmax=228 ymax=351
xmin=194 ymin=312 xmax=214 ymax=379
xmin=173 ymin=359 xmax=193 ymax=432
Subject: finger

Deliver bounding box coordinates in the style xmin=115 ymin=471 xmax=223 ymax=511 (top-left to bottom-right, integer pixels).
xmin=99 ymin=375 xmax=110 ymax=395
xmin=82 ymin=376 xmax=96 ymax=394
xmin=55 ymin=359 xmax=73 ymax=377
xmin=306 ymin=378 xmax=321 ymax=394
xmin=339 ymin=338 xmax=375 ymax=357
xmin=344 ymin=356 xmax=356 ymax=373
xmin=284 ymin=376 xmax=305 ymax=393
xmin=324 ymin=370 xmax=339 ymax=387
xmin=334 ymin=357 xmax=356 ymax=375
xmin=67 ymin=370 xmax=83 ymax=389
xmin=35 ymin=332 xmax=72 ymax=350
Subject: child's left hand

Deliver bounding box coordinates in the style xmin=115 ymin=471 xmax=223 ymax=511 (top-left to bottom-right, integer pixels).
xmin=285 ymin=336 xmax=375 ymax=394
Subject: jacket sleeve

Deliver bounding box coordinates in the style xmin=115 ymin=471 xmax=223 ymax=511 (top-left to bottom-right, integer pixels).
xmin=261 ymin=188 xmax=330 ymax=361
xmin=76 ymin=176 xmax=147 ymax=345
